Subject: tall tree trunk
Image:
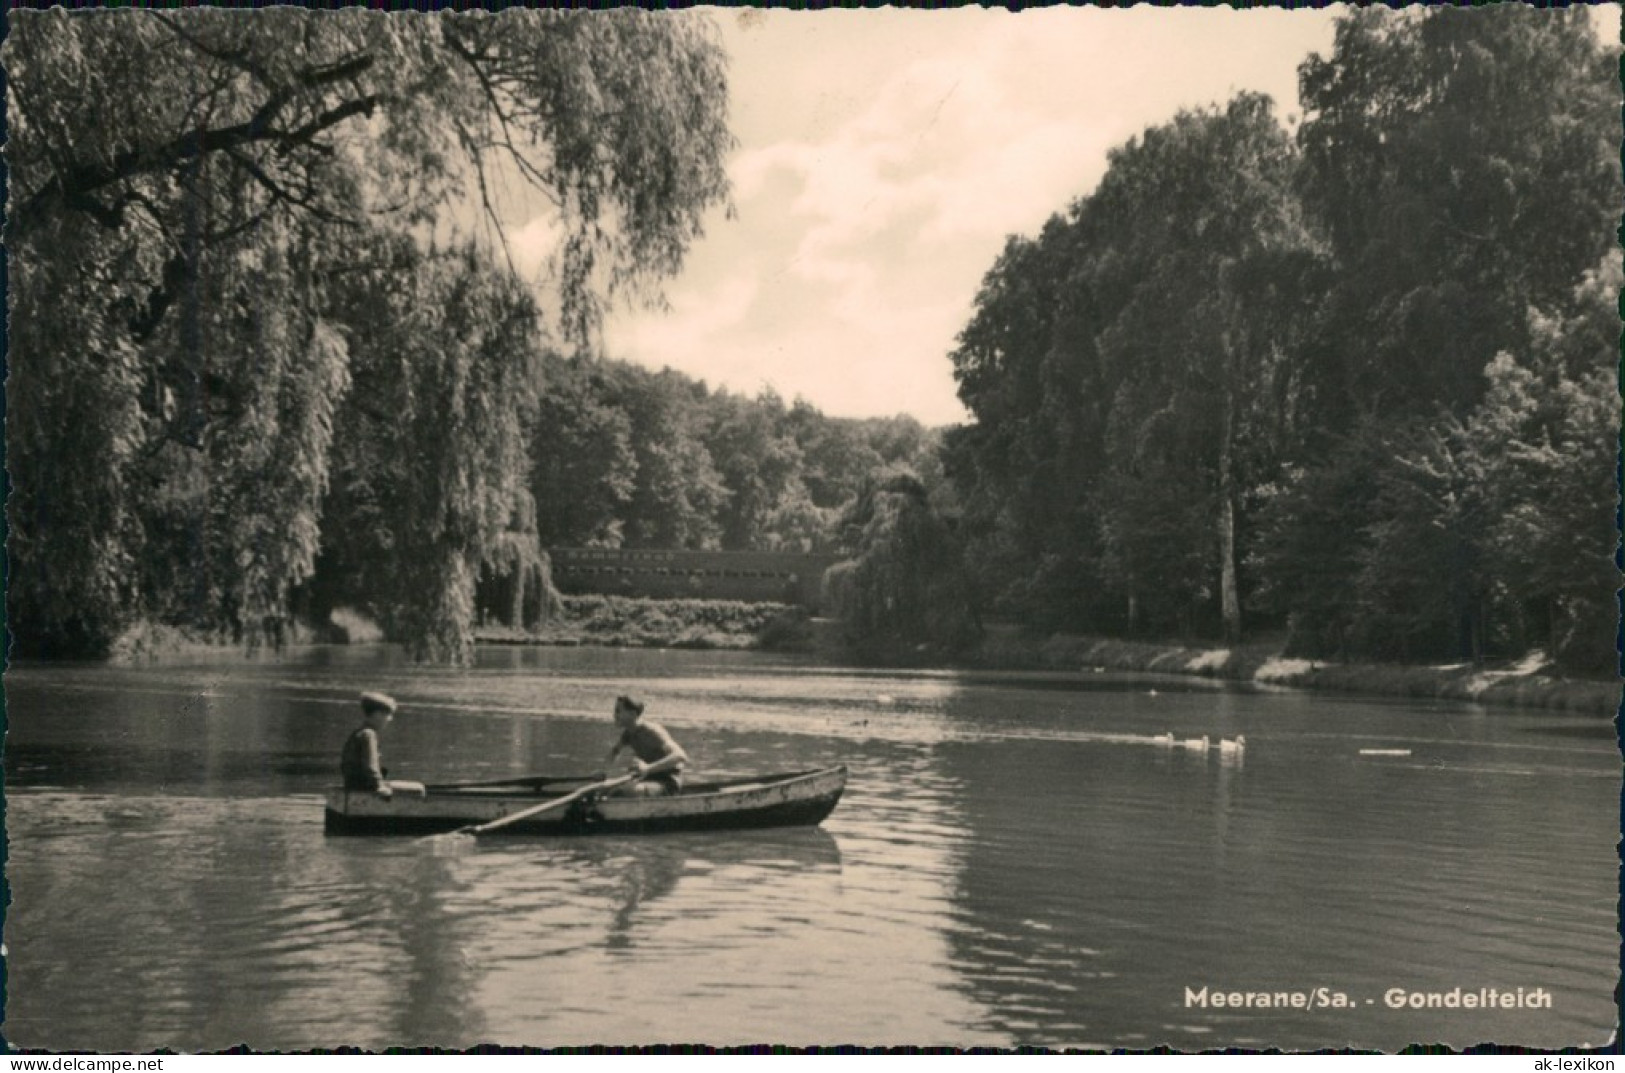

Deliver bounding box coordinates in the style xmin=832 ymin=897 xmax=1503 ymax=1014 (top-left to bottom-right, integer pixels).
xmin=509 ymin=560 xmax=526 ymax=630
xmin=1218 ymin=487 xmax=1240 ymax=644
xmin=1217 ymin=351 xmax=1242 ymax=646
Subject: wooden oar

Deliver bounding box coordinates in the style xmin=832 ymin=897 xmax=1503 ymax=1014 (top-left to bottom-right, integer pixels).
xmin=456 ymin=771 xmax=642 ymax=837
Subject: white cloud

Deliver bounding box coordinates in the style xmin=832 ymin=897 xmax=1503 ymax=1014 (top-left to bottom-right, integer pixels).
xmin=509 ymin=211 xmax=564 ymax=278
xmin=602 ymin=7 xmax=1345 ymax=425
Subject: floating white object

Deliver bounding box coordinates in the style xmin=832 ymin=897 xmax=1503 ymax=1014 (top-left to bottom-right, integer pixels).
xmin=1217 ymin=735 xmax=1246 ymax=755
xmin=1180 ymin=735 xmax=1209 ymax=752
xmin=1151 ymin=733 xmax=1175 ymax=747
xmin=1359 ymin=748 xmax=1412 ymax=757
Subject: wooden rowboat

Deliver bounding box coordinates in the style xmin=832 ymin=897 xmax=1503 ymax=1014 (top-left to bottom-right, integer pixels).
xmin=323 ymin=766 xmax=847 ymax=836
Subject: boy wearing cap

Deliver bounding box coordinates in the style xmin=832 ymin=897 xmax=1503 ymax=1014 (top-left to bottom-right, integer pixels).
xmin=341 ymin=692 xmax=423 ymax=798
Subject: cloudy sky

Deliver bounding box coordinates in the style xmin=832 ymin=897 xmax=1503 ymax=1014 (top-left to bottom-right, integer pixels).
xmin=513 ymin=6 xmax=1609 ymax=427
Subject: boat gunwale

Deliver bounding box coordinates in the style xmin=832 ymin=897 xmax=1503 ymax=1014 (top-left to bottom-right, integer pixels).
xmin=323 ymin=766 xmax=846 ymax=835
xmin=407 ymin=766 xmax=842 ymax=803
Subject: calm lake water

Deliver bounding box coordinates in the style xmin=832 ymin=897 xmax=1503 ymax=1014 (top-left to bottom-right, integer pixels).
xmin=3 ymin=645 xmax=1618 ymax=1051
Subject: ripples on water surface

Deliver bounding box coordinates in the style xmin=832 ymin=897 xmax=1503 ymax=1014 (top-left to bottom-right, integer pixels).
xmin=4 ymin=646 xmax=1618 ymax=1050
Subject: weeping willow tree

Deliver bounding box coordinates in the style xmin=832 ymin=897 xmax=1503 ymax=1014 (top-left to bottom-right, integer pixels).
xmin=6 ymin=9 xmax=734 ymax=660
xmin=9 ymin=184 xmax=359 ymax=653
xmin=476 ymin=520 xmax=566 ymax=633
xmin=824 ymin=473 xmax=980 ymax=662
xmin=312 ymin=241 xmax=561 ymax=660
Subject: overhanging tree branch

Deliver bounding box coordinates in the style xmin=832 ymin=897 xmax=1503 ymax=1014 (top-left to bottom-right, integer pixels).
xmin=222 ymin=146 xmax=360 ymax=228
xmin=19 ymin=59 xmax=383 ymax=228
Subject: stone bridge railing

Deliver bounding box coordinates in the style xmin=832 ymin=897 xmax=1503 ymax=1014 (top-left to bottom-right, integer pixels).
xmin=548 ymin=547 xmax=842 ymax=612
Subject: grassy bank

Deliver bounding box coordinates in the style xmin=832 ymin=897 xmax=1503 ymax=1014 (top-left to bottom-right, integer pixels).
xmin=108 ymin=616 xmax=365 ymax=661
xmin=478 ymin=604 xmax=1619 ymax=716
xmin=969 ymin=628 xmax=1619 ymax=717
xmin=117 ymin=603 xmax=1614 ymax=718
xmin=476 ymin=595 xmax=807 ymax=651
xmin=105 ymin=599 xmax=804 ymax=660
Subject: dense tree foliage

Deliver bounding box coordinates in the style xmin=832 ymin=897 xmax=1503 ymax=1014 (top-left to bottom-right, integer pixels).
xmin=7 ymin=9 xmax=733 ymax=660
xmin=311 ymin=244 xmax=547 ymax=659
xmin=1089 ymin=94 xmax=1315 ymax=643
xmin=945 ymin=6 xmax=1618 ymax=674
xmin=1295 ymin=7 xmax=1616 ymax=426
xmin=12 ymin=6 xmax=1613 ymax=677
xmin=1261 ymin=5 xmax=1618 ymax=671
xmin=824 ymin=474 xmax=980 ymax=661
xmin=518 ymin=358 xmax=939 ymax=558
xmin=528 ymin=358 xmax=639 ymax=550
xmin=946 ymin=94 xmax=1318 ymax=640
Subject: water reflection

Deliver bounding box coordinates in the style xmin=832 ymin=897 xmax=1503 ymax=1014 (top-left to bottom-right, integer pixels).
xmin=448 ymin=828 xmax=853 ymax=1047
xmin=7 ymin=792 xmax=849 ymax=1050
xmin=1517 ymin=721 xmax=1618 ymax=741
xmin=4 ymin=650 xmax=1616 ymax=1050
xmin=928 ymin=681 xmax=1618 ymax=1050
xmin=324 ymin=845 xmax=487 ymax=1047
